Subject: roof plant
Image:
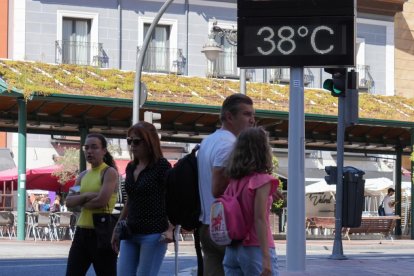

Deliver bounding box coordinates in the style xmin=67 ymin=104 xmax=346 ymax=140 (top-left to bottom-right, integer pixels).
xmin=1 ymin=59 xmax=414 ymax=122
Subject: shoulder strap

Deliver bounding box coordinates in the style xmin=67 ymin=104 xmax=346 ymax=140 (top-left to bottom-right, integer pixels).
xmin=100 ymin=165 xmax=111 ymax=185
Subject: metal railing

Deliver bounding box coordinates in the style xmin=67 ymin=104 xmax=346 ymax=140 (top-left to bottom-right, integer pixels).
xmin=55 ymin=40 xmax=106 ymax=67
xmin=138 ymin=47 xmax=186 ymax=75
xmin=206 ymin=51 xmax=254 ymax=80
xmin=354 ymin=64 xmax=374 ymax=92
xmin=269 ymin=68 xmax=315 ymax=86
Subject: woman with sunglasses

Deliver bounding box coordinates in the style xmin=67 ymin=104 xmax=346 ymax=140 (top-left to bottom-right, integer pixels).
xmin=65 ymin=133 xmax=119 ymax=276
xmin=112 ymin=121 xmax=172 ymax=276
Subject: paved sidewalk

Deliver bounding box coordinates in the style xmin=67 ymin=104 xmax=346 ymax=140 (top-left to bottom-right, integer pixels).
xmin=1 ymin=237 xmax=414 ymax=275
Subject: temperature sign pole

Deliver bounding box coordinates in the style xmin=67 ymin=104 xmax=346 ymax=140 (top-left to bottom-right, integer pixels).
xmin=237 ymin=0 xmax=356 ymax=271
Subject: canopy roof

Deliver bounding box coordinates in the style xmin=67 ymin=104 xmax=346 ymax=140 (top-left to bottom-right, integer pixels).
xmin=0 ymin=59 xmax=413 ymax=155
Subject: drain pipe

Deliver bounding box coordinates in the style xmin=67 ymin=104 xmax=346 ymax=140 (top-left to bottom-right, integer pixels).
xmin=118 ymin=0 xmax=122 ymax=69
xmin=184 ymin=0 xmax=189 ymax=75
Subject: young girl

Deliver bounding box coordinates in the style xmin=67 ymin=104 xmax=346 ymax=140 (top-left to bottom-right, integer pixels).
xmin=223 ymin=127 xmax=279 ymax=276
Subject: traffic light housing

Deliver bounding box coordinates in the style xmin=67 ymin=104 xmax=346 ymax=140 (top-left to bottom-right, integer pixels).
xmin=144 ymin=111 xmax=161 ymax=130
xmin=324 ymin=166 xmax=338 ymax=185
xmin=323 ymin=68 xmax=347 ymax=97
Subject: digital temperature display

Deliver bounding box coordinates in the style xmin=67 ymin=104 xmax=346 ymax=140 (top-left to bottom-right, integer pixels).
xmin=237 ymin=16 xmax=355 ymax=67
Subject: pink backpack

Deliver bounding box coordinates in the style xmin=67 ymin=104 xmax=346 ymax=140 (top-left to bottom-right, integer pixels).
xmin=209 ymin=181 xmax=249 ymax=246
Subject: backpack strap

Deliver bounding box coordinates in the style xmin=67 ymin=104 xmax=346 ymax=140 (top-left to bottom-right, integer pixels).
xmin=194 ymin=227 xmax=203 ymax=276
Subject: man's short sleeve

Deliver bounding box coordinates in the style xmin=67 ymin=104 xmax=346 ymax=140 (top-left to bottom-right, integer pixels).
xmin=212 ymin=137 xmax=235 ymax=168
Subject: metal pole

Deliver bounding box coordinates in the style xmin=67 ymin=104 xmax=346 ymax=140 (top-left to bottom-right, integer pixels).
xmin=132 ymin=0 xmax=175 ymax=124
xmin=411 ymin=128 xmax=414 ymax=240
xmin=79 ymin=127 xmax=88 ymax=172
xmin=286 ymin=67 xmax=306 ymax=271
xmin=117 ymin=0 xmax=122 ymax=69
xmin=330 ymin=96 xmax=346 ymax=259
xmin=240 ymin=68 xmax=246 ymax=94
xmin=17 ymin=98 xmax=27 ymax=240
xmin=395 ymin=146 xmax=402 ymax=235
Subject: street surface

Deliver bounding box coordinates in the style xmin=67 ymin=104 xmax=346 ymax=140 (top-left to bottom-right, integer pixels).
xmin=1 ymin=238 xmax=414 ymax=275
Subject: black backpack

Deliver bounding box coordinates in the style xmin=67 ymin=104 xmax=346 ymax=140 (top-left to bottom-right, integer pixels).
xmin=165 ymin=145 xmax=203 ymax=276
xmin=165 ymin=145 xmax=201 ymax=231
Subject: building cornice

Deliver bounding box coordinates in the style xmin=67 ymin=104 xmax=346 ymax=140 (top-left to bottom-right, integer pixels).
xmin=358 ymin=0 xmax=407 ymax=17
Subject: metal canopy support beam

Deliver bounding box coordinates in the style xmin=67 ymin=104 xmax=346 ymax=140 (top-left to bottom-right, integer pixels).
xmin=17 ymin=98 xmax=27 ymax=240
xmin=395 ymin=145 xmax=402 ymax=235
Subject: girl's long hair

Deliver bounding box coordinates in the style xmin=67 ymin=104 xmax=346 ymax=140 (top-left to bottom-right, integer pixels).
xmin=127 ymin=121 xmax=163 ymax=166
xmin=225 ymin=127 xmax=273 ymax=179
xmin=86 ymin=133 xmax=118 ymax=171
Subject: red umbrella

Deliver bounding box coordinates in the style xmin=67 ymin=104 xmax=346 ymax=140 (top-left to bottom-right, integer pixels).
xmin=0 ymin=165 xmax=74 ymax=192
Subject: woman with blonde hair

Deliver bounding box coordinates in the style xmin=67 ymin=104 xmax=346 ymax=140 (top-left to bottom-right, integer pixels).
xmin=223 ymin=127 xmax=279 ymax=276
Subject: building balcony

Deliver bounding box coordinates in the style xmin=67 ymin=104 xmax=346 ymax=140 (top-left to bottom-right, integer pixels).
xmin=55 ymin=40 xmax=107 ymax=68
xmin=139 ymin=47 xmax=186 ymax=75
xmin=354 ymin=64 xmax=375 ymax=93
xmin=269 ymin=68 xmax=315 ymax=86
xmin=206 ymin=51 xmax=253 ymax=80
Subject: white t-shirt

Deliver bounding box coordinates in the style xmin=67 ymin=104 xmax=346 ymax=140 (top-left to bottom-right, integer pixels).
xmin=383 ymin=194 xmax=394 ymax=215
xmin=197 ymin=129 xmax=236 ymax=224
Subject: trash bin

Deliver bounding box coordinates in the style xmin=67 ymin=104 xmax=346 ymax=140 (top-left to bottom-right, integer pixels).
xmin=342 ymin=166 xmax=365 ymax=228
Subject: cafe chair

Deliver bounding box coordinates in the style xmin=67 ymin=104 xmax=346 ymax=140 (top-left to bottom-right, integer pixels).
xmin=0 ymin=211 xmax=13 ymax=239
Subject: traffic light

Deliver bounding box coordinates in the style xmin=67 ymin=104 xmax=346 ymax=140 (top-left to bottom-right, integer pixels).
xmin=144 ymin=111 xmax=161 ymax=130
xmin=324 ymin=166 xmax=338 ymax=185
xmin=323 ymin=68 xmax=347 ymax=97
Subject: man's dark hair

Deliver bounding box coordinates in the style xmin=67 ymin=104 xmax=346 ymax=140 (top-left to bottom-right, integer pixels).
xmin=220 ymin=93 xmax=253 ymax=122
xmin=388 ymin=188 xmax=395 ymax=194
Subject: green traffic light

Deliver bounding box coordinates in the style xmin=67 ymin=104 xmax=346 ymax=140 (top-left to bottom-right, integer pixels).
xmin=323 ymin=79 xmax=333 ymax=91
xmin=323 ymin=79 xmax=344 ymax=95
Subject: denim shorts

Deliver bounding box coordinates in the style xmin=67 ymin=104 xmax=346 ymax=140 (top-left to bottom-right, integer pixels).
xmin=223 ymin=245 xmax=279 ymax=276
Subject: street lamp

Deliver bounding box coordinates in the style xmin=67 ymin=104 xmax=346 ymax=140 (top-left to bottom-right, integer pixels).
xmin=132 ymin=0 xmax=175 ymax=124
xmin=201 ymin=33 xmax=223 ymax=62
xmin=201 ymin=20 xmax=246 ymax=94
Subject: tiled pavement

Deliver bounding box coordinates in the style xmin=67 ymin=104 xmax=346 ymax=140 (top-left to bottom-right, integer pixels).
xmin=1 ymin=237 xmax=413 ymax=275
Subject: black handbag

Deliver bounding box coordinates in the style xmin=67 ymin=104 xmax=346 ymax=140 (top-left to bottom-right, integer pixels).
xmin=92 ymin=212 xmax=117 ymax=249
xmin=114 ymin=219 xmax=132 ymax=240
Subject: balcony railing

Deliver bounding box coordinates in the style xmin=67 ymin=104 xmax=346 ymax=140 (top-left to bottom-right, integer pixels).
xmin=138 ymin=47 xmax=186 ymax=75
xmin=55 ymin=40 xmax=107 ymax=68
xmin=206 ymin=51 xmax=254 ymax=80
xmin=354 ymin=64 xmax=374 ymax=92
xmin=269 ymin=68 xmax=315 ymax=86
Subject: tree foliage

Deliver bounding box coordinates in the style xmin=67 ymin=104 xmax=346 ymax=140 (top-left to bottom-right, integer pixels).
xmin=271 ymin=155 xmax=285 ymax=213
xmin=52 ymin=147 xmax=79 ymax=185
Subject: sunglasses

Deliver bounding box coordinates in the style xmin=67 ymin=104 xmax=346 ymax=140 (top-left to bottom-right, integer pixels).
xmin=127 ymin=137 xmax=143 ymax=146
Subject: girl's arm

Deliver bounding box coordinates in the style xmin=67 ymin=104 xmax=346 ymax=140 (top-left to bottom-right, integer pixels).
xmin=66 ymin=171 xmax=90 ymax=208
xmin=254 ymin=181 xmax=272 ymax=276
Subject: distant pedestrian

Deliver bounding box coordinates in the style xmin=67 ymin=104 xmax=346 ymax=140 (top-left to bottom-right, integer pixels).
xmin=384 ymin=187 xmax=396 ymax=216
xmin=51 ymin=194 xmax=61 ymax=212
xmin=65 ymin=133 xmax=119 ymax=276
xmin=112 ymin=121 xmax=172 ymax=276
xmin=223 ymin=127 xmax=279 ymax=276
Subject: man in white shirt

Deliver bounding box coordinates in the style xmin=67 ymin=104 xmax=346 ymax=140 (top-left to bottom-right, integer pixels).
xmin=383 ymin=187 xmax=396 ymax=216
xmin=197 ymin=94 xmax=255 ymax=276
